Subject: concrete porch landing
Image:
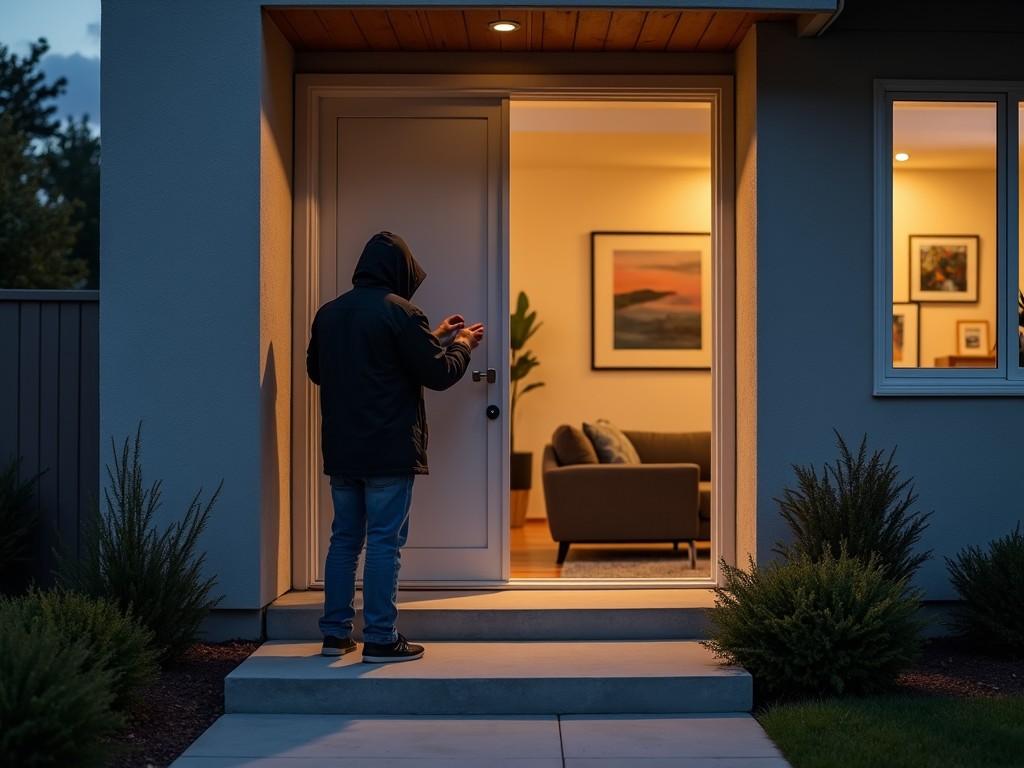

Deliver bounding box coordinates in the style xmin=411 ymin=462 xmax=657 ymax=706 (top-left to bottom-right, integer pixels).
xmin=226 ymin=640 xmax=749 ymax=716
xmin=266 ymin=589 xmax=716 ymax=641
xmin=173 ymin=713 xmax=791 ymax=767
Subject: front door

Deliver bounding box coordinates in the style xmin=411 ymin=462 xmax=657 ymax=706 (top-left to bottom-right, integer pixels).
xmin=314 ymin=97 xmax=507 ymax=583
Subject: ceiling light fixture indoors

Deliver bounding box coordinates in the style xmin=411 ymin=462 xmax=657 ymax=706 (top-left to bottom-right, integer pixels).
xmin=894 ymin=152 xmax=910 ymax=162
xmin=489 ymin=20 xmax=521 ymax=32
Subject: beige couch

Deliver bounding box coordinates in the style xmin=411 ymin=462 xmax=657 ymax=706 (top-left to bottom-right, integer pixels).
xmin=542 ymin=429 xmax=711 ymax=567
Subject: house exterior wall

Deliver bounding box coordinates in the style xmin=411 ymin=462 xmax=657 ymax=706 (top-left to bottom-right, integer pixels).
xmin=748 ymin=19 xmax=1024 ymax=598
xmin=260 ymin=13 xmax=295 ymax=606
xmin=101 ymin=0 xmax=267 ymax=612
xmin=100 ymin=0 xmax=1022 ymax=616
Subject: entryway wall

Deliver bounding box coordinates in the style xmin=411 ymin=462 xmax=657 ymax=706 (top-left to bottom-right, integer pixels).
xmin=511 ymin=153 xmax=713 ymax=519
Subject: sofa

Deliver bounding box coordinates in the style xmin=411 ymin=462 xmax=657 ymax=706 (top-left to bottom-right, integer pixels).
xmin=541 ymin=427 xmax=711 ymax=567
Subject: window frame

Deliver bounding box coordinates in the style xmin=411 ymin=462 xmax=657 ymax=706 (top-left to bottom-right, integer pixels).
xmin=874 ymin=79 xmax=1022 ymax=395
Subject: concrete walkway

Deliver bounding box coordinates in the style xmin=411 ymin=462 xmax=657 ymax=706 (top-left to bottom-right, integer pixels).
xmin=172 ymin=712 xmax=792 ymax=767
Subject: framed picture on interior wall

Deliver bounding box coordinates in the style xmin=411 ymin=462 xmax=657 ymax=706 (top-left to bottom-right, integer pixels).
xmin=956 ymin=319 xmax=991 ymax=356
xmin=892 ymin=302 xmax=920 ymax=368
xmin=591 ymin=231 xmax=712 ymax=370
xmin=908 ymin=235 xmax=979 ymax=303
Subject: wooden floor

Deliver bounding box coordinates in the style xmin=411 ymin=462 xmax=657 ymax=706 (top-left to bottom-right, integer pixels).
xmin=510 ymin=519 xmax=710 ymax=579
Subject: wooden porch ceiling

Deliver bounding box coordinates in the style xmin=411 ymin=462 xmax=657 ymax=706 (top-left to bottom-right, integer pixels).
xmin=266 ymin=7 xmax=791 ymax=52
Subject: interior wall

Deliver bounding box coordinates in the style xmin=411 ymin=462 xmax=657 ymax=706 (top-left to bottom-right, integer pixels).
xmin=259 ymin=15 xmax=294 ymax=603
xmin=892 ymin=168 xmax=997 ymax=365
xmin=510 ymin=159 xmax=712 ymax=518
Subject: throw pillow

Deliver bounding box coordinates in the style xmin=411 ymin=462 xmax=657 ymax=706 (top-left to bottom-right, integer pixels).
xmin=551 ymin=425 xmax=599 ymax=466
xmin=582 ymin=420 xmax=641 ymax=464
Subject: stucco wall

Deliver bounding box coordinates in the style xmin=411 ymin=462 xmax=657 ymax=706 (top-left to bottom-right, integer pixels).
xmin=510 ymin=162 xmax=712 ymax=518
xmin=734 ymin=27 xmax=758 ymax=566
xmin=260 ymin=14 xmax=294 ymax=605
xmin=750 ymin=21 xmax=1024 ymax=598
xmin=102 ymin=0 xmax=267 ymax=610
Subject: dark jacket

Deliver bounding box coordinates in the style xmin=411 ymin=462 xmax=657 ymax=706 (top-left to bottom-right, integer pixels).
xmin=306 ymin=232 xmax=472 ymax=476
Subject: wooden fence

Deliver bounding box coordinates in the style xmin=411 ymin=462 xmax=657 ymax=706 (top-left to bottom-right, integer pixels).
xmin=0 ymin=290 xmax=99 ymax=583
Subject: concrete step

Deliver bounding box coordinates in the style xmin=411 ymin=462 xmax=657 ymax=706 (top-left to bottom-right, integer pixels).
xmin=225 ymin=640 xmax=751 ymax=716
xmin=173 ymin=712 xmax=791 ymax=767
xmin=266 ymin=589 xmax=714 ymax=641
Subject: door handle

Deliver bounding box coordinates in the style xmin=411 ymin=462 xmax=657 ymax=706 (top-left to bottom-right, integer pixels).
xmin=472 ymin=368 xmax=497 ymax=384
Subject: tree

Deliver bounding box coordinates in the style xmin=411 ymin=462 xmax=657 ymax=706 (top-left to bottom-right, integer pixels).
xmin=0 ymin=114 xmax=84 ymax=288
xmin=46 ymin=116 xmax=100 ymax=287
xmin=0 ymin=38 xmax=95 ymax=288
xmin=0 ymin=39 xmax=66 ymax=140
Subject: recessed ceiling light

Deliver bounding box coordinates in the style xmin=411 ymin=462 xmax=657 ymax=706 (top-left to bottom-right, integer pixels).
xmin=489 ymin=20 xmax=520 ymax=33
xmin=894 ymin=152 xmax=910 ymax=162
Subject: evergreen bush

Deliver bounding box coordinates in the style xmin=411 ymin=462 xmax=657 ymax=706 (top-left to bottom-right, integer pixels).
xmin=62 ymin=427 xmax=222 ymax=662
xmin=946 ymin=525 xmax=1024 ymax=655
xmin=0 ymin=457 xmax=39 ymax=594
xmin=774 ymin=432 xmax=931 ymax=584
xmin=0 ymin=601 xmax=118 ymax=767
xmin=6 ymin=588 xmax=158 ymax=708
xmin=703 ymin=550 xmax=924 ymax=701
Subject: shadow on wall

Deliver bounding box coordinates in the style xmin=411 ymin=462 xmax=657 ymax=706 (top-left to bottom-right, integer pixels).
xmin=261 ymin=343 xmax=280 ymax=601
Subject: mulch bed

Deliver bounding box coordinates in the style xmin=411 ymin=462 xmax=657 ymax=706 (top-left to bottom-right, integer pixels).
xmin=107 ymin=640 xmax=260 ymax=768
xmin=896 ymin=636 xmax=1024 ymax=699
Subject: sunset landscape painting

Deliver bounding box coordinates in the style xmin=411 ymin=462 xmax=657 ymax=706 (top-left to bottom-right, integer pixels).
xmin=613 ymin=249 xmax=702 ymax=350
xmin=591 ymin=231 xmax=711 ymax=369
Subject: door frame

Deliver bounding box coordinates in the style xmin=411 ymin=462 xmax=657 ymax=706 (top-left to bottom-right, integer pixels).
xmin=291 ymin=73 xmax=736 ymax=590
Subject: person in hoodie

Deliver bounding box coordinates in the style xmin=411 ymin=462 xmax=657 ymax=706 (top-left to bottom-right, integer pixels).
xmin=306 ymin=231 xmax=484 ymax=663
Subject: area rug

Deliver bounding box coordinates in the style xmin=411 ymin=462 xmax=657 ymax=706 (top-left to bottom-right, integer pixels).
xmin=560 ymin=549 xmax=711 ymax=579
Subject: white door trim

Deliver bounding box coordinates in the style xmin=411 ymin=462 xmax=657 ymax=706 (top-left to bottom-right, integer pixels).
xmin=292 ymin=73 xmax=736 ymax=590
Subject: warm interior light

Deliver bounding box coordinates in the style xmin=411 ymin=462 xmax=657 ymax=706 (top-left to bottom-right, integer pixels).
xmin=489 ymin=20 xmax=520 ymax=32
xmin=894 ymin=152 xmax=910 ymax=162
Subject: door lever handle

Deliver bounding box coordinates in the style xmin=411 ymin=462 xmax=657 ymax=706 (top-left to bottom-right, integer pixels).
xmin=472 ymin=368 xmax=497 ymax=384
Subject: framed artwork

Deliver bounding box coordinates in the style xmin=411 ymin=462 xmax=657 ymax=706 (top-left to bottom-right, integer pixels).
xmin=892 ymin=302 xmax=920 ymax=368
xmin=591 ymin=231 xmax=711 ymax=370
xmin=956 ymin=319 xmax=991 ymax=356
xmin=908 ymin=235 xmax=979 ymax=303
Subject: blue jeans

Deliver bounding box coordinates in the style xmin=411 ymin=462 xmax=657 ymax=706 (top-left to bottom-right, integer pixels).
xmin=318 ymin=475 xmax=414 ymax=645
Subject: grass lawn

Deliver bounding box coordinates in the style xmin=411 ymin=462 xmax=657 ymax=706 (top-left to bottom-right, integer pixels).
xmin=758 ymin=695 xmax=1024 ymax=768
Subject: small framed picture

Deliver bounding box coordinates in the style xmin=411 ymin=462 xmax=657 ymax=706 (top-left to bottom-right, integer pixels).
xmin=956 ymin=319 xmax=991 ymax=356
xmin=892 ymin=302 xmax=919 ymax=368
xmin=909 ymin=235 xmax=979 ymax=303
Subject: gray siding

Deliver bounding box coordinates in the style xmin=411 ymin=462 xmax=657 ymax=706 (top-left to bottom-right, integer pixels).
xmin=0 ymin=291 xmax=99 ymax=582
xmin=748 ymin=21 xmax=1024 ymax=598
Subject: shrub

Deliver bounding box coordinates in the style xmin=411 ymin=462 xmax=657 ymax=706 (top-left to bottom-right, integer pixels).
xmin=0 ymin=456 xmax=40 ymax=594
xmin=0 ymin=601 xmax=118 ymax=767
xmin=946 ymin=525 xmax=1024 ymax=655
xmin=774 ymin=432 xmax=932 ymax=584
xmin=5 ymin=588 xmax=158 ymax=709
xmin=62 ymin=427 xmax=222 ymax=662
xmin=703 ymin=550 xmax=924 ymax=701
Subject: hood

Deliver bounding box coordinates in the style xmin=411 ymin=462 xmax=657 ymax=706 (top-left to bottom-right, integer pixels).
xmin=351 ymin=231 xmax=426 ymax=300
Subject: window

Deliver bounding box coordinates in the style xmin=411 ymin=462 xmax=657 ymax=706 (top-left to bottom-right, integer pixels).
xmin=875 ymin=82 xmax=1023 ymax=394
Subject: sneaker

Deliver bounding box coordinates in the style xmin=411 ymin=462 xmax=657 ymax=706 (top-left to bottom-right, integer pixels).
xmin=321 ymin=635 xmax=357 ymax=657
xmin=362 ymin=633 xmax=424 ymax=664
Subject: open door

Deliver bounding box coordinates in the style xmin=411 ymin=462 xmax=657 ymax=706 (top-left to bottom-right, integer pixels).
xmin=313 ymin=97 xmax=508 ymax=583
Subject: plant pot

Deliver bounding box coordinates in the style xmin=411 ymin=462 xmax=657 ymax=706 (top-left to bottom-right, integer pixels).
xmin=510 ymin=452 xmax=533 ymax=490
xmin=510 ymin=452 xmax=533 ymax=528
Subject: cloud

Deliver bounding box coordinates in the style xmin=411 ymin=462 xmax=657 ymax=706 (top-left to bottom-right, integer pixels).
xmin=635 ymin=259 xmax=702 ymax=275
xmin=87 ymin=22 xmax=100 ymax=42
xmin=41 ymin=52 xmax=100 ymax=128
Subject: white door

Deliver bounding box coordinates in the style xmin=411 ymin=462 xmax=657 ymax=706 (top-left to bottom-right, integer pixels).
xmin=314 ymin=97 xmax=507 ymax=583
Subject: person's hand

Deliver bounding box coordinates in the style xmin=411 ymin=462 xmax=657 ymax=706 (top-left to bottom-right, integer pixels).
xmin=455 ymin=322 xmax=485 ymax=351
xmin=434 ymin=314 xmax=465 ymax=346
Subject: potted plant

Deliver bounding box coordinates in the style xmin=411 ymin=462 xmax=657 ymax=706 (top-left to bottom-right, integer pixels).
xmin=510 ymin=291 xmax=544 ymax=527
